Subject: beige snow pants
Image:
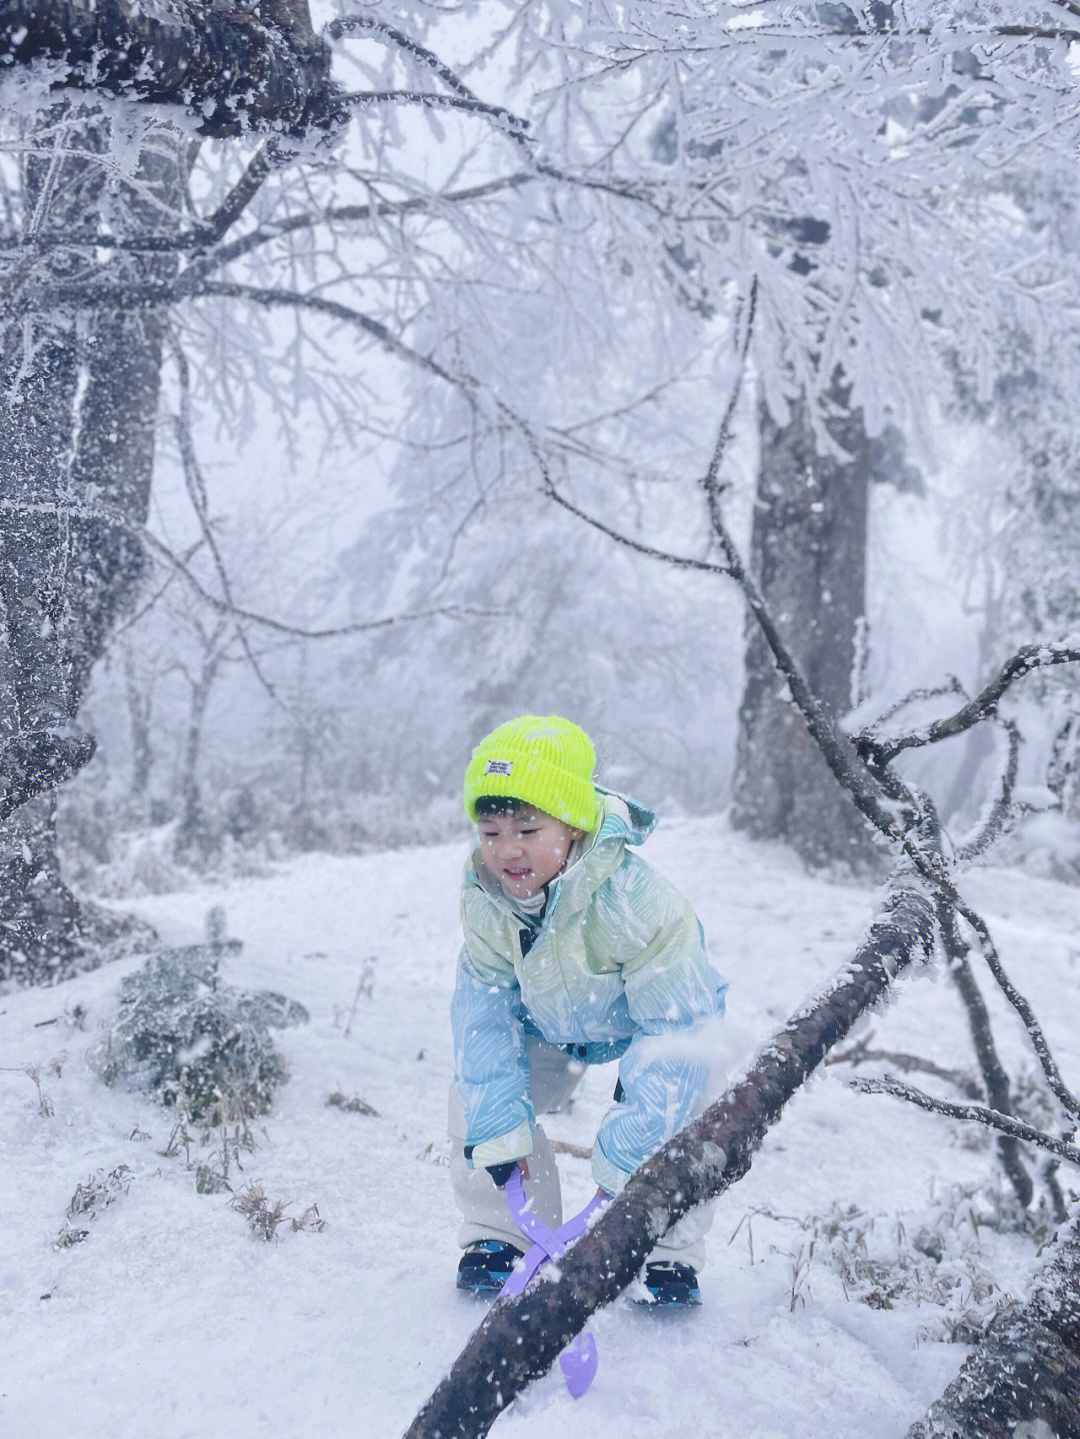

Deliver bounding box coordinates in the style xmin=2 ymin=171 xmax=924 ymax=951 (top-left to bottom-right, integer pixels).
xmin=449 ymin=1034 xmax=710 ymax=1269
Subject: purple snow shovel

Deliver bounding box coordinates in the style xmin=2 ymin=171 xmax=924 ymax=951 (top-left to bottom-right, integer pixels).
xmin=501 ymin=1168 xmax=607 ymax=1398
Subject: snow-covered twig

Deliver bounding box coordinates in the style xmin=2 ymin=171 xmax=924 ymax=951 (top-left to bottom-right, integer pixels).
xmin=955 ymin=719 xmax=1020 ymax=865
xmin=826 ymin=1037 xmax=982 ymax=1100
xmin=851 ymin=1074 xmax=1080 ymax=1168
xmin=853 ymin=677 xmax=967 ymax=746
xmin=875 ymin=642 xmax=1080 ymax=765
xmin=339 ymin=90 xmax=529 ymax=135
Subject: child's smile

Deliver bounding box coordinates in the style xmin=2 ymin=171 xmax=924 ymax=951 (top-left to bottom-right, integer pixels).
xmin=477 ymin=806 xmax=582 ymax=900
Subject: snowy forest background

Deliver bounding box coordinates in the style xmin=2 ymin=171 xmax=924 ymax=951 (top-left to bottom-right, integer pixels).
xmin=5 ymin=3 xmax=1080 ymax=1437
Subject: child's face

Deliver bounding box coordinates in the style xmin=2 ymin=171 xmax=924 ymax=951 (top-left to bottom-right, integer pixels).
xmin=477 ymin=806 xmax=582 ymax=899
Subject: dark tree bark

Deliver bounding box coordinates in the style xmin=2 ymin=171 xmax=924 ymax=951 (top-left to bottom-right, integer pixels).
xmin=407 ymin=877 xmax=936 ymax=1439
xmin=731 ymin=382 xmax=918 ymax=870
xmin=731 ymin=385 xmax=877 ymax=868
xmin=0 ymin=115 xmax=180 ymax=983
xmin=908 ymin=1203 xmax=1080 ymax=1439
xmin=123 ymin=653 xmax=154 ymax=800
xmin=0 ymin=1 xmax=332 ymax=137
xmin=0 ymin=0 xmax=333 ymax=984
xmin=175 ymin=623 xmax=227 ymax=862
xmin=939 ymin=900 xmax=1033 ymax=1208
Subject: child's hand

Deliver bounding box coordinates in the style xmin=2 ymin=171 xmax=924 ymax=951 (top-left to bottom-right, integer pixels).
xmin=486 ymin=1158 xmax=530 ymax=1188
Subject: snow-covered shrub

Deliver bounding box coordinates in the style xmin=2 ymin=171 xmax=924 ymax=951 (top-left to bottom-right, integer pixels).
xmin=93 ymin=941 xmax=308 ymax=1122
xmin=803 ymin=1181 xmax=1058 ymax=1344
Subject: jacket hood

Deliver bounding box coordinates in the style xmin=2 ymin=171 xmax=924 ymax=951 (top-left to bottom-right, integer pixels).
xmin=589 ymin=785 xmax=656 ymax=846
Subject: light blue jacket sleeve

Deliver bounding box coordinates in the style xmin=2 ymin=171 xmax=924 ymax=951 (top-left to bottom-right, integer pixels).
xmin=451 ymin=937 xmax=536 ymax=1168
xmin=591 ymin=880 xmax=726 ymax=1195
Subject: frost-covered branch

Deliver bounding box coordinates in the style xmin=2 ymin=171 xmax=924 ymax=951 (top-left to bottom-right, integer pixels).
xmin=852 ymin=677 xmax=967 ymax=748
xmin=327 ymin=13 xmax=497 ymax=107
xmin=938 ymin=896 xmax=1034 ymax=1206
xmin=851 ymin=1074 xmax=1080 ymax=1168
xmin=955 ymin=719 xmax=1021 ymax=864
xmin=339 ymin=90 xmax=529 ymax=136
xmin=826 ymin=1036 xmax=982 ymax=1100
xmin=875 ymin=642 xmax=1080 ymax=764
xmin=21 ymin=278 xmax=478 ymax=397
xmin=909 ymin=1199 xmax=1080 ymax=1438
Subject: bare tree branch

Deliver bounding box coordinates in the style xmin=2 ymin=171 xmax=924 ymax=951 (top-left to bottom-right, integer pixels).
xmin=0 ymin=498 xmax=501 ymax=641
xmin=851 ymin=1074 xmax=1080 ymax=1168
xmin=955 ymin=718 xmax=1021 ymax=865
xmin=21 ymin=278 xmax=480 ymax=398
xmin=169 ymin=338 xmax=287 ymax=709
xmin=826 ymin=1035 xmax=982 ymax=1100
xmin=12 ymin=174 xmax=537 ymax=262
xmin=503 ymin=402 xmax=731 ymax=576
xmin=339 ymin=89 xmax=529 ymax=135
xmin=875 ymin=642 xmax=1080 ymax=765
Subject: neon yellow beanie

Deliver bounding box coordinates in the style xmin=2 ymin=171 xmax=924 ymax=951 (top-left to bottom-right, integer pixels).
xmin=463 ymin=715 xmax=599 ymax=832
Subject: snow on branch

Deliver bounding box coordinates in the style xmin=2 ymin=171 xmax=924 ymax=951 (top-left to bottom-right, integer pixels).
xmin=338 ymin=90 xmax=529 ymax=137
xmin=10 ymin=174 xmax=537 ymax=263
xmin=0 ymin=0 xmax=334 ymax=137
xmin=874 ymin=642 xmax=1080 ymax=764
xmin=851 ymin=1074 xmax=1080 ymax=1168
xmin=955 ymin=718 xmax=1021 ymax=865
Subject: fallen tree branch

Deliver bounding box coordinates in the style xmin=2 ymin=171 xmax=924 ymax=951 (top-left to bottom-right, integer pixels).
xmin=407 ymin=879 xmax=935 ymax=1438
xmin=907 ymin=1199 xmax=1080 ymax=1438
xmin=851 ymin=1075 xmax=1080 ymax=1168
xmin=940 ymin=899 xmax=1034 ymax=1206
xmin=826 ymin=1037 xmax=982 ymax=1100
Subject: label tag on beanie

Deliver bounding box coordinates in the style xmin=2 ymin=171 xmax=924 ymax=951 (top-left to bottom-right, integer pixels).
xmin=484 ymin=759 xmax=513 ymax=776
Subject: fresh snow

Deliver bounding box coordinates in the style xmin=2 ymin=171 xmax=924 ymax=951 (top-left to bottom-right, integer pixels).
xmin=3 ymin=816 xmax=1078 ymax=1438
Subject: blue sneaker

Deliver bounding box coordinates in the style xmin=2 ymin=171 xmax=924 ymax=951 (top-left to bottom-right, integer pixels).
xmin=640 ymin=1261 xmax=701 ymax=1307
xmin=456 ymin=1240 xmax=524 ymax=1295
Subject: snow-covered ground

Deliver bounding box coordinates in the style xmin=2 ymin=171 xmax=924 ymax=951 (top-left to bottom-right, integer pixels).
xmin=3 ymin=816 xmax=1078 ymax=1439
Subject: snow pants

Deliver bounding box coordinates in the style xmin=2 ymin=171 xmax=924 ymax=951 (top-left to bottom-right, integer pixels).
xmin=449 ymin=1034 xmax=710 ymax=1269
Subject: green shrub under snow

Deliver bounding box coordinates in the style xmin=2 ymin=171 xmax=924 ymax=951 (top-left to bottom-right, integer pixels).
xmin=94 ymin=934 xmax=308 ymax=1122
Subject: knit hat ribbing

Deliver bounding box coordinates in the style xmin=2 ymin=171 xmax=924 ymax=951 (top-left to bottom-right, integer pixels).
xmin=463 ymin=715 xmax=598 ymax=832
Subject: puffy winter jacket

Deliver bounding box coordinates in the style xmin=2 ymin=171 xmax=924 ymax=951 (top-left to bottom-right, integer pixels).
xmin=451 ymin=788 xmax=727 ymax=1195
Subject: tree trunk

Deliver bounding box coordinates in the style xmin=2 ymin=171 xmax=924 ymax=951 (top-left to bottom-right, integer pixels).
xmin=0 ymin=115 xmax=179 ymax=984
xmin=407 ymin=875 xmax=935 ymax=1439
xmin=175 ymin=648 xmax=223 ymax=862
xmin=0 ymin=2 xmax=330 ymax=137
xmin=908 ymin=1204 xmax=1080 ymax=1439
xmin=123 ymin=653 xmax=153 ymax=801
xmin=732 ymin=385 xmax=879 ymax=869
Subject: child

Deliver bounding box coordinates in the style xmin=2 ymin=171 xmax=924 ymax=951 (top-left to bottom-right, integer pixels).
xmin=450 ymin=714 xmax=726 ymax=1305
